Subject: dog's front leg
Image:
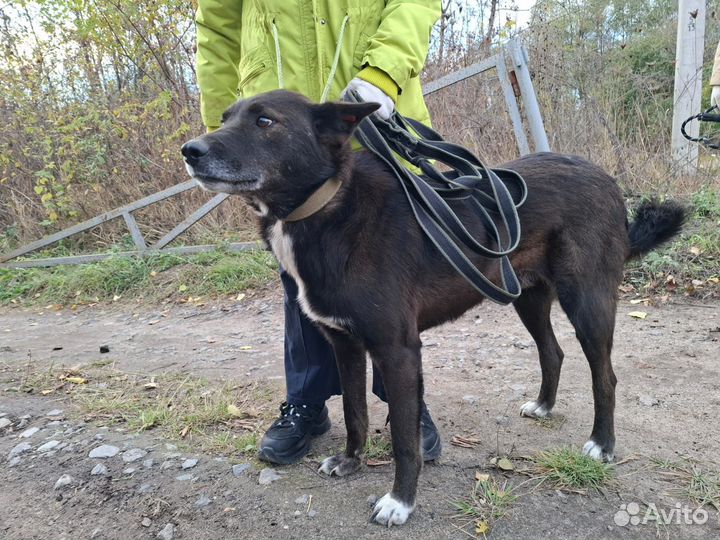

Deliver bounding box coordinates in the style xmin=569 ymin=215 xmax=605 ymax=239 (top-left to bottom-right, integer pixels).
xmin=318 ymin=330 xmax=368 ymax=477
xmin=369 ymin=341 xmax=423 ymax=527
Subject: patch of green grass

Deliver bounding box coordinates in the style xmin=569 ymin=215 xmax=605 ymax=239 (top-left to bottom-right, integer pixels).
xmin=532 ymin=446 xmax=614 ymax=490
xmin=691 ymin=186 xmax=720 ymax=219
xmin=0 ymin=248 xmax=278 ymax=305
xmin=451 ymin=476 xmax=517 ymax=536
xmin=364 ymin=432 xmax=393 ymax=461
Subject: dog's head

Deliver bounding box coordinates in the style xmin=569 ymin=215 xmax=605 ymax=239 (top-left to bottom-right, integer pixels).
xmin=181 ymin=90 xmax=379 ymax=214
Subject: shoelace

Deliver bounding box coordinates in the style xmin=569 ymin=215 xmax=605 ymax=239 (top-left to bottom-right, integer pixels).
xmin=276 ymin=402 xmax=314 ymax=427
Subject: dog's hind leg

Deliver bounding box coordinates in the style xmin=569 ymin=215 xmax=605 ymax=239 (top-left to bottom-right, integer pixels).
xmin=514 ymin=284 xmax=564 ymax=419
xmin=369 ymin=339 xmax=423 ymax=527
xmin=557 ymin=283 xmax=618 ymax=462
xmin=318 ymin=331 xmax=368 ymax=477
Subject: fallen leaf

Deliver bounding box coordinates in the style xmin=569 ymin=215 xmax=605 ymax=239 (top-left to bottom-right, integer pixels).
xmin=147 ymin=319 xmax=161 ymax=325
xmin=239 ymin=346 xmax=252 ymax=351
xmin=451 ymin=435 xmax=481 ymax=448
xmin=227 ymin=404 xmax=244 ymax=417
xmin=366 ymin=459 xmax=392 ymax=467
xmin=629 ymin=311 xmax=647 ymax=319
xmin=180 ymin=426 xmax=189 ymax=438
xmin=143 ymin=378 xmax=158 ymax=390
xmin=65 ymin=376 xmax=88 ymax=385
xmin=689 ymin=246 xmax=701 ymax=256
xmin=475 ymin=520 xmax=490 ymax=535
xmin=150 ymin=271 xmax=158 ymax=277
xmin=178 ymin=284 xmax=188 ymax=292
xmin=629 ymin=298 xmax=649 ymax=305
xmin=112 ymin=294 xmax=121 ymax=301
xmin=475 ymin=471 xmax=490 ymax=482
xmin=40 ymin=389 xmax=54 ymax=395
xmin=236 ymin=293 xmax=246 ymax=301
xmin=496 ymin=457 xmax=514 ymax=471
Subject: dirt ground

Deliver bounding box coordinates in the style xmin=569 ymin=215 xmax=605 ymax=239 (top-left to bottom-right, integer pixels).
xmin=0 ymin=289 xmax=718 ymax=540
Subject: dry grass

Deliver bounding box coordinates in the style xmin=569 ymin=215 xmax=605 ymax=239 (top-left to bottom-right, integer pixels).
xmin=4 ymin=359 xmax=281 ymax=456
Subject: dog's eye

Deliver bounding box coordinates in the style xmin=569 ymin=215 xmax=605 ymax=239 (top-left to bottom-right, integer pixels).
xmin=256 ymin=116 xmax=273 ymax=128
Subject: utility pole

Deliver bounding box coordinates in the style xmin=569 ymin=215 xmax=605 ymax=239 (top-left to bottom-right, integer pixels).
xmin=671 ymin=0 xmax=706 ymax=175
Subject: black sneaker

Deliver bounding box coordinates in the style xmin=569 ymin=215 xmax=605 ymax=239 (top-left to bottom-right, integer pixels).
xmin=385 ymin=401 xmax=442 ymax=461
xmin=420 ymin=402 xmax=442 ymax=461
xmin=258 ymin=402 xmax=331 ymax=465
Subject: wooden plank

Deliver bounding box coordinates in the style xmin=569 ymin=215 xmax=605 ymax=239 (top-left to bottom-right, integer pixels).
xmin=423 ymin=56 xmax=501 ymax=96
xmin=0 ymin=242 xmax=263 ymax=269
xmin=0 ymin=180 xmax=198 ymax=262
xmin=152 ymin=193 xmax=229 ymax=250
xmin=122 ymin=212 xmax=147 ymax=251
xmin=495 ymin=54 xmax=531 ymax=156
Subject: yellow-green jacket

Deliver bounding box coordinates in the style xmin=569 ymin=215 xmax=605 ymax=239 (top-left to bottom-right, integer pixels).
xmin=196 ymin=0 xmax=441 ymax=129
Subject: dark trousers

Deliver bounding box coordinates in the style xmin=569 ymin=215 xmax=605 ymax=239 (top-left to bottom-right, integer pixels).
xmin=281 ymin=269 xmax=387 ymax=406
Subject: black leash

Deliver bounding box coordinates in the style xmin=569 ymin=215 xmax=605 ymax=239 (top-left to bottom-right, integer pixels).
xmin=346 ymin=93 xmax=527 ymax=305
xmin=681 ymin=106 xmax=720 ymax=149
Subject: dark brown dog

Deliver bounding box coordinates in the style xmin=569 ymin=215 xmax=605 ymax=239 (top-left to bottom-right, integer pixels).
xmin=181 ymin=90 xmax=684 ymax=526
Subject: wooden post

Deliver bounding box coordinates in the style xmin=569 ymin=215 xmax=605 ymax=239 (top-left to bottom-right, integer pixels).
xmin=671 ymin=0 xmax=706 ymax=175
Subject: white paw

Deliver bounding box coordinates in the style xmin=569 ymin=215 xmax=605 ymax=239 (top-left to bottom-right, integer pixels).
xmin=318 ymin=456 xmax=337 ymax=476
xmin=520 ymin=400 xmax=550 ymax=418
xmin=582 ymin=440 xmax=614 ymax=462
xmin=371 ymin=493 xmax=414 ymax=527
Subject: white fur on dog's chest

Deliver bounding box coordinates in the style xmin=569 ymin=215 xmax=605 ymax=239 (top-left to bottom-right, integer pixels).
xmin=269 ymin=221 xmax=350 ymax=332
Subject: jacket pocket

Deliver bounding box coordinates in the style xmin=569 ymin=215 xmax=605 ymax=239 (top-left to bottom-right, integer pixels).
xmin=353 ymin=31 xmax=371 ymax=70
xmin=238 ymin=46 xmax=273 ymax=93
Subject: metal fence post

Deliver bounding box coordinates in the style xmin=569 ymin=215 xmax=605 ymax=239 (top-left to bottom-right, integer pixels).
xmin=507 ymin=38 xmax=550 ymax=152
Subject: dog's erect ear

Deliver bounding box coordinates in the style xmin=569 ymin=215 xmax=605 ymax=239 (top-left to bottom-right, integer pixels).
xmin=312 ymin=102 xmax=381 ymax=139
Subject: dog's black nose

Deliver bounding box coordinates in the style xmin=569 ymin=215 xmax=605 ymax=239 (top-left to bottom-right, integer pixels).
xmin=181 ymin=139 xmax=210 ymax=163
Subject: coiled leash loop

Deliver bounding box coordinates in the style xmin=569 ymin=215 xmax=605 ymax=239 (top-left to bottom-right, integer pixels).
xmin=345 ymin=92 xmax=527 ymax=305
xmin=681 ymin=105 xmax=720 ymax=149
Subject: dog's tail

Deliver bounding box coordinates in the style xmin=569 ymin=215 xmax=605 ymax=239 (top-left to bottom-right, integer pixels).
xmin=627 ymin=199 xmax=686 ymax=259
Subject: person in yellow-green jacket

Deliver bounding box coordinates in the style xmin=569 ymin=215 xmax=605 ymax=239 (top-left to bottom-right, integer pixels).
xmin=195 ymin=0 xmax=442 ymax=465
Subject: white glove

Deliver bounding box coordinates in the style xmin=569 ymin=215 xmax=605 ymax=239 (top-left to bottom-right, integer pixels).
xmin=342 ymin=78 xmax=394 ymax=120
xmin=712 ymin=86 xmax=720 ymax=108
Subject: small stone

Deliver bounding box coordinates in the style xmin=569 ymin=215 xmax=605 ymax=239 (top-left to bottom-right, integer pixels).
xmin=164 ymin=443 xmax=177 ymax=451
xmin=90 ymin=528 xmax=102 ymax=539
xmin=89 ymin=445 xmax=120 ymax=459
xmin=175 ymin=474 xmax=194 ymax=481
xmin=232 ymin=463 xmax=251 ymax=477
xmin=37 ymin=440 xmax=61 ymax=452
xmin=308 ymin=509 xmax=317 ymax=518
xmin=143 ymin=459 xmax=154 ymax=469
xmin=367 ymin=494 xmax=378 ymax=506
xmin=47 ymin=409 xmax=63 ymax=417
xmin=19 ymin=427 xmax=40 ymax=438
xmin=195 ymin=494 xmax=212 ymax=508
xmin=8 ymin=442 xmax=32 ymax=459
xmin=7 ymin=456 xmax=21 ymax=467
xmin=99 ymin=345 xmax=110 ymax=354
xmin=156 ymin=523 xmax=175 ymax=540
xmin=54 ymin=474 xmax=75 ymax=490
xmin=141 ymin=518 xmax=152 ymax=528
xmin=137 ymin=484 xmax=153 ymax=494
xmin=160 ymin=460 xmax=175 ymax=470
xmin=122 ymin=448 xmax=147 ymax=463
xmin=462 ymin=395 xmax=479 ymax=404
xmin=0 ymin=418 xmax=11 ymax=429
xmin=123 ymin=467 xmax=136 ymax=475
xmin=294 ymin=494 xmax=309 ymax=505
xmin=293 ymin=510 xmax=302 ymax=517
xmin=258 ymin=468 xmax=284 ymax=485
xmin=91 ymin=464 xmax=108 ymax=476
xmin=94 ymin=434 xmax=104 ymax=440
xmin=181 ymin=458 xmax=198 ymax=470
xmin=639 ymin=394 xmax=659 ymax=407
xmin=46 ymin=420 xmax=62 ymax=427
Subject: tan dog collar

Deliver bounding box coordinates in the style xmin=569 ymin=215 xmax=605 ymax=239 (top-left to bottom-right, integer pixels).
xmin=283 ymin=178 xmax=343 ymax=222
